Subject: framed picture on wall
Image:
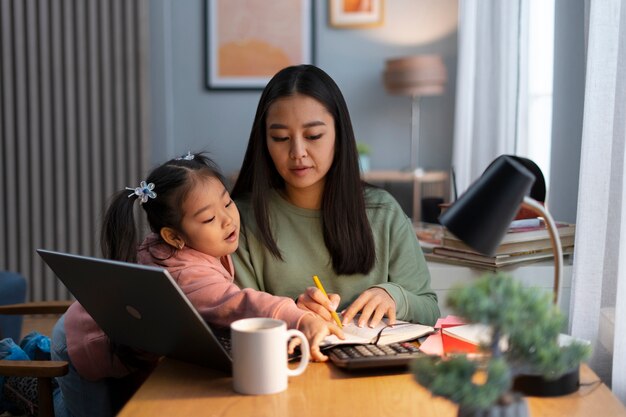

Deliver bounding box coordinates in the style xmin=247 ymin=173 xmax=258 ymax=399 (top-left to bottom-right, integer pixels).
xmin=206 ymin=0 xmax=314 ymax=90
xmin=328 ymin=0 xmax=385 ymax=28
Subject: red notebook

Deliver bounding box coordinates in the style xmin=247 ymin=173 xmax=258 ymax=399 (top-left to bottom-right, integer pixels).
xmin=440 ymin=323 xmax=479 ymax=354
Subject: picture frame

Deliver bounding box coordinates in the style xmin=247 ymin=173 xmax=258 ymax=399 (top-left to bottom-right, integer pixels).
xmin=328 ymin=0 xmax=384 ymax=28
xmin=206 ymin=0 xmax=314 ymax=90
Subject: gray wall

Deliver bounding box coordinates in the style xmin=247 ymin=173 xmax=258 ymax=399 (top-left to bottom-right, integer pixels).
xmin=149 ymin=0 xmax=459 ymax=181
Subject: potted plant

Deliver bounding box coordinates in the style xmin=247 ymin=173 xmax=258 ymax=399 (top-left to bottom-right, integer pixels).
xmin=357 ymin=142 xmax=371 ymax=172
xmin=412 ymin=273 xmax=591 ymax=417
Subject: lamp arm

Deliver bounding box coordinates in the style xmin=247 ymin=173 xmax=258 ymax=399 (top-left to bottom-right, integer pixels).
xmin=521 ymin=197 xmax=564 ymax=306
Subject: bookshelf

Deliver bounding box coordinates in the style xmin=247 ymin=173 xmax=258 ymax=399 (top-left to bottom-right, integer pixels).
xmin=362 ymin=169 xmax=449 ymax=222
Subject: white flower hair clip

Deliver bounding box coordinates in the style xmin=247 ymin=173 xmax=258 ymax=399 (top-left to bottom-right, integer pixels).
xmin=176 ymin=151 xmax=194 ymax=161
xmin=125 ymin=181 xmax=156 ymax=204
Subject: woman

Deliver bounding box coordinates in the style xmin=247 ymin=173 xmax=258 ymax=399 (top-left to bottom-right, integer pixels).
xmin=231 ymin=65 xmax=439 ymax=327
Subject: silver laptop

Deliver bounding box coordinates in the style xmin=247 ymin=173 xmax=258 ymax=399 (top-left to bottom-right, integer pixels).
xmin=37 ymin=249 xmax=232 ymax=373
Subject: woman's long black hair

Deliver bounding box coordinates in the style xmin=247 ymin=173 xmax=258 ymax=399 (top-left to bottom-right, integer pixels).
xmin=231 ymin=65 xmax=375 ymax=275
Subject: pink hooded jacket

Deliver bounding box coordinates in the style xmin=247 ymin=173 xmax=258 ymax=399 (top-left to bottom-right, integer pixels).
xmin=64 ymin=234 xmax=310 ymax=381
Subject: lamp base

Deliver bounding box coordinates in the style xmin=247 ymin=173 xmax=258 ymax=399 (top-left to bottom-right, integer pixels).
xmin=512 ymin=365 xmax=580 ymax=397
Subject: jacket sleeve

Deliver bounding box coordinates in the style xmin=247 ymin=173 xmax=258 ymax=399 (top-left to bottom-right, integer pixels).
xmin=174 ymin=263 xmax=306 ymax=330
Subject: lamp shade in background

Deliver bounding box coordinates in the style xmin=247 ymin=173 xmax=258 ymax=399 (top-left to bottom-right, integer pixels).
xmin=439 ymin=156 xmax=535 ymax=257
xmin=383 ymin=55 xmax=447 ymax=96
xmin=382 ymin=55 xmax=447 ymax=172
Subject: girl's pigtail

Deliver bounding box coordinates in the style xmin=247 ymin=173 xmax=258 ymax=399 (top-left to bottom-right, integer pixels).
xmin=101 ymin=189 xmax=141 ymax=262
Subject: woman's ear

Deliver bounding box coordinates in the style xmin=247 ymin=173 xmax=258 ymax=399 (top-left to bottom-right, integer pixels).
xmin=160 ymin=227 xmax=185 ymax=250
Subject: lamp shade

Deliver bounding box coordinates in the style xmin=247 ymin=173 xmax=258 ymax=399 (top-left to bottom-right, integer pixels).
xmin=439 ymin=156 xmax=535 ymax=256
xmin=383 ymin=55 xmax=447 ymax=97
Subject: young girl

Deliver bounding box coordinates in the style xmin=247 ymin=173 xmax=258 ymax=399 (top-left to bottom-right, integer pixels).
xmin=55 ymin=152 xmax=342 ymax=417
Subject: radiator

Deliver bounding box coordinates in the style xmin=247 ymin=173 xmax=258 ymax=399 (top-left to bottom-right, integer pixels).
xmin=0 ymin=0 xmax=150 ymax=301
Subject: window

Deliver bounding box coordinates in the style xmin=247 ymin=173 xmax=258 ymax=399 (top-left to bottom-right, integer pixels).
xmin=517 ymin=0 xmax=555 ymax=187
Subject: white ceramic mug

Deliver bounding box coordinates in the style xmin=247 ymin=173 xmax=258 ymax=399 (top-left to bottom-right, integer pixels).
xmin=230 ymin=318 xmax=310 ymax=395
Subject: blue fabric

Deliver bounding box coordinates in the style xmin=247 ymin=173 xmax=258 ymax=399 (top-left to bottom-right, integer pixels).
xmin=0 ymin=337 xmax=31 ymax=392
xmin=0 ymin=338 xmax=30 ymax=360
xmin=0 ymin=335 xmax=52 ymax=414
xmin=0 ymin=271 xmax=27 ymax=341
xmin=0 ymin=337 xmax=31 ymax=391
xmin=20 ymin=331 xmax=51 ymax=361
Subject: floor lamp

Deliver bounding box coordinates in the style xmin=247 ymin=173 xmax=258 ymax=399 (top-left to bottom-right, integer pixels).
xmin=383 ymin=55 xmax=447 ymax=174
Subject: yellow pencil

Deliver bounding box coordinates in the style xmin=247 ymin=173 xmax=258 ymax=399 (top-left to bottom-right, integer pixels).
xmin=312 ymin=275 xmax=343 ymax=328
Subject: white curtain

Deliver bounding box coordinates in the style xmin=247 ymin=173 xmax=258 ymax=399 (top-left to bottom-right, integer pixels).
xmin=452 ymin=0 xmax=526 ymax=193
xmin=570 ymin=0 xmax=626 ymax=402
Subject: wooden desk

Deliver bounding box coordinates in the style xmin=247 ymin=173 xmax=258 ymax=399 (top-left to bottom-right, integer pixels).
xmin=118 ymin=360 xmax=625 ymax=417
xmin=362 ymin=170 xmax=449 ymax=222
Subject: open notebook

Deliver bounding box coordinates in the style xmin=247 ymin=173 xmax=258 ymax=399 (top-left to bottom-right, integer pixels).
xmin=323 ymin=318 xmax=434 ymax=346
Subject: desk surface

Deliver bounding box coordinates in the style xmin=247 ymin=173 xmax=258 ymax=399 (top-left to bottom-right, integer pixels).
xmin=118 ymin=360 xmax=625 ymax=417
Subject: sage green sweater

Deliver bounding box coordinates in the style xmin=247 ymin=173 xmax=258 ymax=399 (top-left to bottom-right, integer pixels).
xmin=233 ymin=188 xmax=440 ymax=326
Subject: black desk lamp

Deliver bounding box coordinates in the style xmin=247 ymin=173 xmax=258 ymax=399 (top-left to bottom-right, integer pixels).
xmin=439 ymin=155 xmax=564 ymax=305
xmin=439 ymin=155 xmax=575 ymax=397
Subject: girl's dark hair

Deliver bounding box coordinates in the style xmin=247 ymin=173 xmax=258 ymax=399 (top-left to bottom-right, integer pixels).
xmin=231 ymin=65 xmax=375 ymax=275
xmin=101 ymin=152 xmax=225 ymax=262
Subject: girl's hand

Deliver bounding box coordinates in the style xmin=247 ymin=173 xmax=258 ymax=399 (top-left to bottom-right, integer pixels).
xmin=296 ymin=286 xmax=341 ymax=322
xmin=296 ymin=314 xmax=344 ymax=362
xmin=341 ymin=287 xmax=396 ymax=328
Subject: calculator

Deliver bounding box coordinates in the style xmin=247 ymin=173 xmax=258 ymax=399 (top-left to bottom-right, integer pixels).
xmin=325 ymin=341 xmax=423 ymax=370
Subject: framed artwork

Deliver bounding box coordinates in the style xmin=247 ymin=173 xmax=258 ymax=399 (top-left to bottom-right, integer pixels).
xmin=206 ymin=0 xmax=314 ymax=90
xmin=328 ymin=0 xmax=384 ymax=28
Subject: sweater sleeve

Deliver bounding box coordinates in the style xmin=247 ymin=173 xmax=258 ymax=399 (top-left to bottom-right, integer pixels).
xmin=372 ymin=204 xmax=441 ymax=326
xmin=175 ymin=263 xmax=306 ymax=330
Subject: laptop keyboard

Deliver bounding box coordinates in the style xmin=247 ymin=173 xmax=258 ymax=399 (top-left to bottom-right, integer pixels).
xmin=326 ymin=342 xmax=423 ymax=370
xmin=217 ymin=334 xmax=232 ymax=353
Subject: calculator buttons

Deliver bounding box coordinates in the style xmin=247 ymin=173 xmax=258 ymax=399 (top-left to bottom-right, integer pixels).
xmin=327 ymin=342 xmax=423 ymax=370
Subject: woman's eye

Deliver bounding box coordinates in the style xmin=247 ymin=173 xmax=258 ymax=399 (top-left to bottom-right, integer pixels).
xmin=307 ymin=134 xmax=322 ymax=140
xmin=203 ymin=216 xmax=216 ymax=224
xmin=271 ymin=136 xmax=289 ymax=142
xmin=225 ymin=199 xmax=233 ymax=208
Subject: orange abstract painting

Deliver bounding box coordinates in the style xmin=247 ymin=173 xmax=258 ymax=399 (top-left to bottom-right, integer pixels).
xmin=207 ymin=0 xmax=313 ymax=89
xmin=342 ymin=0 xmax=373 ymax=13
xmin=329 ymin=0 xmax=384 ymax=28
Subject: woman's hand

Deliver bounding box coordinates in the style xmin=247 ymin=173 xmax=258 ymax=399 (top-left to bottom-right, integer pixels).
xmin=295 ymin=314 xmax=344 ymax=362
xmin=341 ymin=287 xmax=396 ymax=328
xmin=296 ymin=286 xmax=341 ymax=322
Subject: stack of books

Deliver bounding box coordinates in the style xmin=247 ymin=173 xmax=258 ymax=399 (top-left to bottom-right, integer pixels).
xmin=414 ymin=221 xmax=444 ymax=252
xmin=426 ymin=219 xmax=575 ymax=269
